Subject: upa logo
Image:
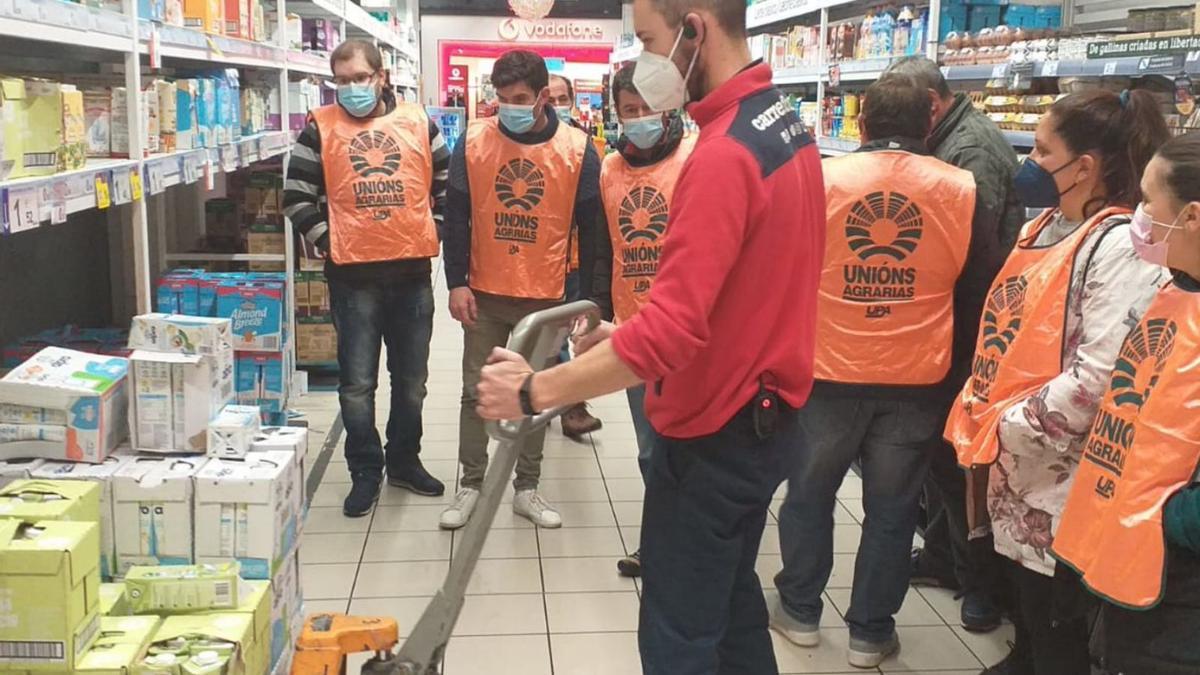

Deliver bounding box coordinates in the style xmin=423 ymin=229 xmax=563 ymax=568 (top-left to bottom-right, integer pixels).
xmin=971 ymin=275 xmax=1028 ymax=402
xmin=348 ymin=130 xmax=407 ymax=217
xmin=617 ymin=185 xmax=669 ymax=281
xmin=841 ymin=190 xmax=922 ymax=307
xmin=492 ymin=158 xmax=545 ymax=246
xmin=1110 ymin=317 xmax=1177 ymax=410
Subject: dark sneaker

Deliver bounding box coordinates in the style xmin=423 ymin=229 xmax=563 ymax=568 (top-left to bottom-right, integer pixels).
xmin=560 ymin=402 xmax=602 ymax=440
xmin=387 ymin=460 xmax=446 ymax=497
xmin=617 ymin=550 xmax=642 ymax=578
xmin=961 ymin=589 xmax=1002 ymax=633
xmin=910 ymin=547 xmax=959 ymax=590
xmin=980 ymin=643 xmax=1030 ymax=675
xmin=343 ymin=476 xmax=381 ymax=517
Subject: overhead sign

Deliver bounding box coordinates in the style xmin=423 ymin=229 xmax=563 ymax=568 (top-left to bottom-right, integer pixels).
xmin=1087 ymin=34 xmax=1200 ymax=59
xmin=447 ymin=64 xmax=469 ymax=92
xmin=747 ymin=0 xmax=852 ymax=29
xmin=497 ymin=17 xmax=606 ymax=41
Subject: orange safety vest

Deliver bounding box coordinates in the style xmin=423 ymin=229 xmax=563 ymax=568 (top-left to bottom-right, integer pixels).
xmin=1052 ymin=281 xmax=1200 ymax=608
xmin=600 ymin=135 xmax=696 ymax=323
xmin=944 ymin=206 xmax=1132 ymax=467
xmin=311 ymin=103 xmax=439 ymax=265
xmin=815 ymin=151 xmax=975 ymax=385
xmin=466 ymin=118 xmax=587 ymax=299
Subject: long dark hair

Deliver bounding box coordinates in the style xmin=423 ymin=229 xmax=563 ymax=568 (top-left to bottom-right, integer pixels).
xmin=1049 ymin=90 xmax=1170 ymax=216
xmin=1155 ymin=132 xmax=1200 ymax=204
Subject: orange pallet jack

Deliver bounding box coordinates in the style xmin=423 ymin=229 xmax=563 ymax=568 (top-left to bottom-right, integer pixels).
xmin=292 ymin=301 xmax=600 ymax=675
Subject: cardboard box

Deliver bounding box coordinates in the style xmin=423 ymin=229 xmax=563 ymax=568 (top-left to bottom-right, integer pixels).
xmin=0 ymin=479 xmax=101 ymax=528
xmin=184 ymin=579 xmax=269 ymax=675
xmin=0 ymin=348 xmax=129 ymax=464
xmin=110 ymin=87 xmax=129 ymax=158
xmin=176 ymin=80 xmax=197 ymax=151
xmin=98 ymin=583 xmax=129 ymax=616
xmin=0 ymin=458 xmax=45 ymax=489
xmin=194 ymin=450 xmax=298 ymax=579
xmin=154 ymin=80 xmax=177 ymax=154
xmin=142 ymin=84 xmax=159 ymax=155
xmin=128 ymin=349 xmax=234 ymax=454
xmin=147 ymin=614 xmax=254 ymax=675
xmin=267 ymin=550 xmax=299 ymax=668
xmin=250 ymin=427 xmax=307 ymax=513
xmin=247 ymin=229 xmax=285 ymax=272
xmin=207 ymin=405 xmax=261 ymax=459
xmin=1 ymin=77 xmax=25 ymax=180
xmin=196 ymin=78 xmax=216 ymax=149
xmin=242 ymin=172 xmax=281 ymax=220
xmin=62 ymin=615 xmax=159 ymax=674
xmin=128 ymin=315 xmax=232 ymax=357
xmin=296 ymin=319 xmax=336 ymax=365
xmin=31 ymin=453 xmax=136 ymax=580
xmin=57 ymin=85 xmax=86 ymax=171
xmin=234 ymin=352 xmax=285 ymax=414
xmin=15 ymin=79 xmax=70 ymax=177
xmin=111 ymin=456 xmax=205 ymax=573
xmin=139 ymin=0 xmax=165 ymax=22
xmin=183 ymin=0 xmax=223 ymax=34
xmin=124 ymin=562 xmax=249 ymax=614
xmin=217 ymin=283 xmax=284 ymax=353
xmin=83 ymin=90 xmax=112 ymax=158
xmin=0 ymin=519 xmax=101 ymax=671
xmin=165 ymin=0 xmax=184 ymax=25
xmin=155 ymin=275 xmax=201 ymax=317
xmin=224 ymin=0 xmax=249 ymax=38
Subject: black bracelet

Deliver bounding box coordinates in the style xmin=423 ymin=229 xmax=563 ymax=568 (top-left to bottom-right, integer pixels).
xmin=519 ymin=373 xmax=539 ymax=416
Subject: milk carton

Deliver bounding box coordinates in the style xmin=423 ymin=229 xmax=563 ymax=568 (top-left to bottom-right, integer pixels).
xmin=207 ymin=405 xmax=261 ymax=459
xmin=234 ymin=352 xmax=285 ymax=414
xmin=0 ymin=347 xmax=128 ymax=463
xmin=71 ymin=615 xmax=160 ymax=674
xmin=216 ymin=282 xmax=284 ymax=352
xmin=83 ymin=90 xmax=112 ymax=158
xmin=194 ymin=451 xmax=298 ymax=579
xmin=176 ymin=79 xmax=198 ymax=151
xmin=32 ymin=450 xmax=136 ymax=580
xmin=156 ymin=275 xmax=202 ymax=317
xmin=111 ymin=456 xmax=204 ymax=573
xmin=250 ymin=427 xmax=307 ymax=513
xmin=128 ymin=349 xmax=234 ymax=454
xmin=128 ymin=315 xmax=232 ymax=357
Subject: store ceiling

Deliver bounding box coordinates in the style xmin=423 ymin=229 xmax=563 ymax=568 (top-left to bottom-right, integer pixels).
xmin=418 ymin=0 xmax=624 ymax=18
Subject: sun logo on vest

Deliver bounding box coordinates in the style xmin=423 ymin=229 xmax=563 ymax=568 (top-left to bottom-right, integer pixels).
xmin=348 ymin=130 xmax=403 ymax=177
xmin=495 ymin=158 xmax=546 ymax=211
xmin=1110 ymin=318 xmax=1177 ymax=410
xmin=618 ymin=186 xmax=669 ymax=243
xmin=845 ymin=191 xmax=923 ymax=261
xmin=970 ymin=275 xmax=1028 ymax=404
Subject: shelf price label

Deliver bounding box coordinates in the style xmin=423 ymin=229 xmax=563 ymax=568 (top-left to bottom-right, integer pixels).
xmin=1041 ymin=61 xmax=1059 ymax=77
xmin=112 ymin=169 xmax=132 ymax=205
xmin=991 ymin=64 xmax=1009 ymax=79
xmin=5 ymin=185 xmax=41 ymax=233
xmin=1103 ymin=61 xmax=1118 ymax=76
xmin=147 ymin=162 xmax=166 ymax=195
xmin=48 ymin=181 xmax=68 ymax=225
xmin=220 ymin=145 xmax=239 ymax=172
xmin=182 ymin=154 xmax=201 ymax=184
xmin=95 ymin=172 xmax=112 ymax=209
xmin=130 ymin=168 xmax=143 ymax=201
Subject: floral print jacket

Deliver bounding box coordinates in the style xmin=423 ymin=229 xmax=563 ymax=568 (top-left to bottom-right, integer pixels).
xmin=991 ymin=213 xmax=1166 ymax=577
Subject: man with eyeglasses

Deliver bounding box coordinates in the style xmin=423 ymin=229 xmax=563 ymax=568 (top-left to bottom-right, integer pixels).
xmin=284 ymin=39 xmax=451 ymax=518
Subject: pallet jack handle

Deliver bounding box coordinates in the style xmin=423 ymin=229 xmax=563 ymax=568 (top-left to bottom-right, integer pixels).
xmin=360 ymin=300 xmax=601 ymax=675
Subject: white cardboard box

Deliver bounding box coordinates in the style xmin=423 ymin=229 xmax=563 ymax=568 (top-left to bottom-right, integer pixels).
xmin=0 ymin=457 xmax=44 ymax=488
xmin=269 ymin=548 xmax=301 ymax=667
xmin=128 ymin=348 xmax=233 ymax=454
xmin=0 ymin=347 xmax=129 ymax=463
xmin=128 ymin=314 xmax=232 ymax=356
xmin=32 ymin=448 xmax=135 ymax=580
xmin=194 ymin=450 xmax=298 ymax=580
xmin=111 ymin=455 xmax=205 ymax=575
xmin=250 ymin=427 xmax=307 ymax=513
xmin=207 ymin=405 xmax=262 ymax=460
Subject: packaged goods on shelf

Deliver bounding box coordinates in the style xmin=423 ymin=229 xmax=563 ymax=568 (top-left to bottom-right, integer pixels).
xmin=128 ymin=348 xmax=235 ymax=454
xmin=296 ymin=318 xmax=336 ymax=365
xmin=2 ymin=326 xmax=131 ymax=370
xmin=240 ymin=171 xmax=282 ymax=221
xmin=99 ymin=582 xmax=130 ymax=616
xmin=0 ymin=519 xmax=101 ymax=671
xmin=166 ymin=0 xmax=185 ymax=26
xmin=144 ymin=83 xmax=161 ymax=154
xmin=207 ymin=404 xmax=261 ymax=459
xmin=301 ymin=18 xmax=341 ymax=52
xmin=184 ymin=0 xmax=225 ymax=34
xmin=235 ymin=351 xmax=287 ymax=414
xmin=0 ymin=458 xmax=45 ymax=488
xmin=177 ymin=79 xmax=199 ymax=151
xmin=140 ymin=613 xmax=255 ymax=675
xmin=194 ymin=451 xmax=299 ymax=578
xmin=197 ymin=78 xmax=216 ymax=148
xmin=204 ymin=198 xmax=242 ymax=241
xmin=217 ymin=281 xmax=285 ymax=352
xmin=83 ymin=90 xmax=113 ymax=158
xmin=247 ymin=224 xmax=285 ymax=271
xmin=294 ymin=272 xmax=329 ymax=318
xmin=156 ymin=80 xmax=179 ymax=153
xmin=224 ymin=0 xmax=250 ymax=38
xmin=3 ymin=78 xmax=82 ymax=177
xmin=31 ymin=453 xmax=134 ymax=581
xmin=111 ymin=455 xmax=205 ymax=573
xmin=69 ymin=615 xmax=161 ymax=675
xmin=129 ymin=315 xmax=234 ymax=358
xmin=141 ymin=0 xmax=166 ymax=23
xmin=124 ymin=562 xmax=251 ymax=613
xmin=111 ymin=87 xmax=130 ymax=158
xmin=157 ymin=273 xmax=203 ymax=317
xmin=0 ymin=77 xmax=23 ymax=181
xmin=0 ymin=347 xmax=129 ymax=464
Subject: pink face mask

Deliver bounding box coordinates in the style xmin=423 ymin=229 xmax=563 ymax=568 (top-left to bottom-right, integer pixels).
xmin=1130 ymin=204 xmax=1182 ymax=267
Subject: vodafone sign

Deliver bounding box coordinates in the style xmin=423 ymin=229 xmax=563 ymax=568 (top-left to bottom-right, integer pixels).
xmin=497 ymin=17 xmax=606 ymax=42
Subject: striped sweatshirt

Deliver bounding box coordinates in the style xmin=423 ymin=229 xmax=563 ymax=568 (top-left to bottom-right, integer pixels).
xmin=283 ymin=94 xmax=450 ymax=282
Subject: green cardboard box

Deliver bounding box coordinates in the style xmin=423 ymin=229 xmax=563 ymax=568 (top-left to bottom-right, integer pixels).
xmin=15 ymin=78 xmax=68 ymax=178
xmin=99 ymin=583 xmax=130 ymax=617
xmin=125 ymin=564 xmax=247 ymax=615
xmin=0 ymin=519 xmax=102 ymax=670
xmin=191 ymin=581 xmax=269 ymax=675
xmin=147 ymin=614 xmax=254 ymax=675
xmin=0 ymin=479 xmax=102 ymax=524
xmin=46 ymin=616 xmax=161 ymax=674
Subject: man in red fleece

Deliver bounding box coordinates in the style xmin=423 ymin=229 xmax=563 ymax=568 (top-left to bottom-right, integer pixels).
xmin=476 ymin=0 xmax=825 ymax=672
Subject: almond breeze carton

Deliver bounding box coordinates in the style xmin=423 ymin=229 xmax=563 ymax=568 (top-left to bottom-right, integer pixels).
xmin=0 ymin=348 xmax=129 ymax=463
xmin=216 ymin=282 xmax=283 ymax=353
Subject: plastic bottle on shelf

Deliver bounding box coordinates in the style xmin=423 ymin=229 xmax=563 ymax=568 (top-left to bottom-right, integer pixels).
xmin=895 ymin=5 xmax=914 ymax=57
xmin=877 ymin=7 xmax=896 ymax=58
xmin=909 ymin=8 xmax=928 ymax=55
xmin=858 ymin=11 xmax=874 ymax=60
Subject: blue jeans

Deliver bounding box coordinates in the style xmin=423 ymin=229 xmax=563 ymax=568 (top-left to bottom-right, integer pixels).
xmin=775 ymin=394 xmax=939 ymax=643
xmin=626 ymin=384 xmax=655 ymax=481
xmin=328 ymin=274 xmax=434 ymax=481
xmin=640 ymin=401 xmax=799 ymax=675
xmin=558 ymin=270 xmax=580 ymax=364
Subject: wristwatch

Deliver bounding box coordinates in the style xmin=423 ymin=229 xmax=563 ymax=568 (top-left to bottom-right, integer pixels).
xmin=519 ymin=373 xmax=539 ymax=416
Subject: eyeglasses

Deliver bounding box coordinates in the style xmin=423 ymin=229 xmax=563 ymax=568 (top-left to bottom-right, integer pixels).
xmin=328 ymin=72 xmax=377 ymax=88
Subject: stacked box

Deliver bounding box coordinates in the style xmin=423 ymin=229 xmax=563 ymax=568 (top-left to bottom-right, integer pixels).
xmin=0 ymin=519 xmax=102 ymax=671
xmin=83 ymin=90 xmax=112 ymax=158
xmin=98 ymin=583 xmax=130 ymax=616
xmin=206 ymin=404 xmax=261 ymax=459
xmin=11 ymin=78 xmax=71 ymax=177
xmin=140 ymin=613 xmax=254 ymax=675
xmin=250 ymin=427 xmax=307 ymax=514
xmin=183 ymin=0 xmax=223 ymax=34
xmin=0 ymin=457 xmax=45 ymax=488
xmin=128 ymin=349 xmax=235 ymax=454
xmin=111 ymin=456 xmax=205 ymax=574
xmin=3 ymin=475 xmax=115 ymax=576
xmin=296 ymin=318 xmax=336 ymax=365
xmin=224 ymin=0 xmax=249 ymax=38
xmin=217 ymin=282 xmax=284 ymax=353
xmin=0 ymin=348 xmax=129 ymax=463
xmin=123 ymin=562 xmax=249 ymax=614
xmin=61 ymin=615 xmax=160 ymax=675
xmin=155 ymin=80 xmax=178 ymax=153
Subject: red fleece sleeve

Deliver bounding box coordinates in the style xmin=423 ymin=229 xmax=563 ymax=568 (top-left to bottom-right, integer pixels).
xmin=611 ymin=138 xmax=762 ymax=381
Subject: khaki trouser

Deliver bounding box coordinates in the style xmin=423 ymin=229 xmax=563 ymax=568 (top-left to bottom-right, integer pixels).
xmin=459 ymin=291 xmax=560 ymax=491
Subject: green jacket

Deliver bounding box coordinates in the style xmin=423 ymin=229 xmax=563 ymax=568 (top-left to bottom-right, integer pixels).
xmin=928 ymin=93 xmax=1026 ymax=399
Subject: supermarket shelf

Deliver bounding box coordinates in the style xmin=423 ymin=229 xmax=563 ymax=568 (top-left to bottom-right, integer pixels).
xmin=141 ymin=21 xmax=285 ymax=69
xmin=835 ymin=57 xmax=896 ymax=82
xmin=775 ymin=65 xmax=827 ymax=85
xmin=288 ymin=0 xmax=407 ymax=51
xmin=165 ymin=253 xmax=287 ymax=262
xmin=288 ymin=49 xmax=331 ymax=76
xmin=0 ymin=2 xmax=132 ymax=52
xmin=1003 ymin=130 xmax=1036 ymax=147
xmin=748 ymin=0 xmax=855 ymax=29
xmin=816 ymin=136 xmax=859 ymax=155
xmin=942 ymin=56 xmax=1200 ymax=81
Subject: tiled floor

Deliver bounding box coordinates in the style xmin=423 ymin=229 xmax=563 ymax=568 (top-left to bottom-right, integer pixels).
xmin=294 ymin=263 xmax=1009 ymax=674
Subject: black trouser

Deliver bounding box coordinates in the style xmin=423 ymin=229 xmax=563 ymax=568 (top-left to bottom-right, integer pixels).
xmin=638 ymin=402 xmax=799 ymax=675
xmin=1003 ymin=558 xmax=1092 ymax=675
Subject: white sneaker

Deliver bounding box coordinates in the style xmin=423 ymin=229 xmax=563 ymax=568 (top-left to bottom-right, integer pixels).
xmin=439 ymin=488 xmax=480 ymax=530
xmin=768 ymin=593 xmax=821 ymax=647
xmin=513 ymin=489 xmax=562 ymax=528
xmin=847 ymin=633 xmax=900 ymax=669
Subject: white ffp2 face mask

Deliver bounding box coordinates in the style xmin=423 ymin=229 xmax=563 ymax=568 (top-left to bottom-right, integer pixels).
xmin=633 ymin=27 xmax=700 ymax=113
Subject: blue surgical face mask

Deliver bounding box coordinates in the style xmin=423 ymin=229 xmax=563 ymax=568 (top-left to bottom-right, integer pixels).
xmin=337 ymin=83 xmax=378 ymax=118
xmin=624 ymin=114 xmax=665 ymax=150
xmin=1014 ymin=155 xmax=1079 ymax=209
xmin=499 ymin=103 xmax=538 ymax=134
xmin=554 ymin=106 xmax=573 ymax=123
